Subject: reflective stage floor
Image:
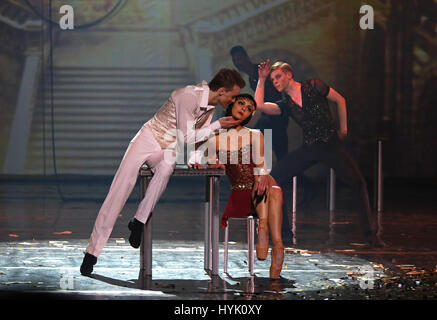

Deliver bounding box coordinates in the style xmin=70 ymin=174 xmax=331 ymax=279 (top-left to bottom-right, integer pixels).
xmin=0 ymin=176 xmax=436 ymax=301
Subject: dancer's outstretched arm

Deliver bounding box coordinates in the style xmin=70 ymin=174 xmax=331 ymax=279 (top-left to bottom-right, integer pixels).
xmin=255 ymin=60 xmax=281 ymax=115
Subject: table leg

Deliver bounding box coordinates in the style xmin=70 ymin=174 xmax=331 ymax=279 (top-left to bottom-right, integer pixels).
xmin=204 ymin=177 xmax=211 ymax=271
xmin=211 ymin=176 xmax=220 ymax=276
xmin=140 ymin=176 xmax=153 ymax=276
xmin=248 ymin=216 xmax=255 ymax=276
xmin=224 ymin=225 xmax=229 ymax=274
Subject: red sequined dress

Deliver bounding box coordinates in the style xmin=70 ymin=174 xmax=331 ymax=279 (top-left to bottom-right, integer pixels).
xmin=210 ymin=127 xmax=267 ymax=228
xmin=220 ymin=143 xmax=256 ymax=228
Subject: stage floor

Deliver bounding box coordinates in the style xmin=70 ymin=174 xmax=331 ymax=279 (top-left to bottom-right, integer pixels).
xmin=0 ymin=176 xmax=436 ymax=300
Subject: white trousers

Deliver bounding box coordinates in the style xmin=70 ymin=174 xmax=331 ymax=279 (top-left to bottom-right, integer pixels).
xmin=86 ymin=125 xmax=176 ymax=257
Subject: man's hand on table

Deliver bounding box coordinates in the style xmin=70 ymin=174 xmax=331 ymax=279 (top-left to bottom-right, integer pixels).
xmin=188 ymin=163 xmax=225 ymax=170
xmin=207 ymin=163 xmax=226 ymax=170
xmin=188 ymin=163 xmax=206 ymax=169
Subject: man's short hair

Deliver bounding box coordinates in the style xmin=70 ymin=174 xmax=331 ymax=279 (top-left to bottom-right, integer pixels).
xmin=229 ymin=45 xmax=248 ymax=57
xmin=271 ymin=61 xmax=293 ymax=77
xmin=209 ymin=68 xmax=246 ymax=91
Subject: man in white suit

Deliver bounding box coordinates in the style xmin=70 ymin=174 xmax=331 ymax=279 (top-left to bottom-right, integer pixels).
xmin=80 ymin=69 xmax=246 ymax=275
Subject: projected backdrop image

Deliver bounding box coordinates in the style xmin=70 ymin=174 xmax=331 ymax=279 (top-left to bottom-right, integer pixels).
xmin=0 ymin=0 xmax=435 ymax=178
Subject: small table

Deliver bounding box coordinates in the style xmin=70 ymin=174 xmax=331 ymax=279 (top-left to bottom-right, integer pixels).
xmin=138 ymin=164 xmax=226 ymax=277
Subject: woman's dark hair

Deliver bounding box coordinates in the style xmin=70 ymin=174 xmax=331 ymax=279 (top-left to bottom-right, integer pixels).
xmin=225 ymin=94 xmax=257 ymax=126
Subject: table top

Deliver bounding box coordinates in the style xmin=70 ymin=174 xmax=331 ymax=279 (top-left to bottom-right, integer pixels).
xmin=139 ymin=164 xmax=226 ymax=177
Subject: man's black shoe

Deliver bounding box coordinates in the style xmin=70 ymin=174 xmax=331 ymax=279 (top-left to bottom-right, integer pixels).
xmin=128 ymin=218 xmax=144 ymax=248
xmin=80 ymin=252 xmax=97 ymax=276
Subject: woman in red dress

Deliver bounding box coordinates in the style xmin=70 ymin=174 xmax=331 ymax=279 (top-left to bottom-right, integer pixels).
xmin=206 ymin=94 xmax=285 ymax=279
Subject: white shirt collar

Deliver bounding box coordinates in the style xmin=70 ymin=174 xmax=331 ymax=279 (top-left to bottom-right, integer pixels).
xmin=196 ymin=80 xmax=215 ymax=111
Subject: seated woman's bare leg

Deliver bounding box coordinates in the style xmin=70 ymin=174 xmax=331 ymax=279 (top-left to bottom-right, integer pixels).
xmin=252 ymin=189 xmax=269 ymax=260
xmin=267 ymin=177 xmax=285 ymax=279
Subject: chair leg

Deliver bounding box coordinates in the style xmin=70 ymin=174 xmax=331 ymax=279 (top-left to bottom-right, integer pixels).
xmin=224 ymin=224 xmax=229 ymax=274
xmin=224 ymin=218 xmax=256 ymax=277
xmin=247 ymin=216 xmax=255 ymax=276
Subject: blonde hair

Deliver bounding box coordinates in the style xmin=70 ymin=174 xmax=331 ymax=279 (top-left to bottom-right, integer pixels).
xmin=271 ymin=61 xmax=293 ymax=77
